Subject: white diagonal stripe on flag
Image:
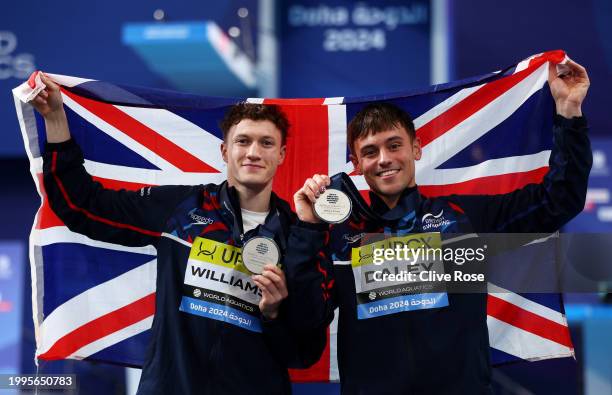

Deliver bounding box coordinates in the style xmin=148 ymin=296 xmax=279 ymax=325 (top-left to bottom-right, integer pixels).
xmin=417 ymin=63 xmax=548 ymax=174
xmin=116 ymin=106 xmax=226 ymax=172
xmin=487 ymin=283 xmax=566 ymax=326
xmin=417 ymin=151 xmax=551 ymax=186
xmin=69 ymin=316 xmax=154 ymax=360
xmin=413 ymin=84 xmax=484 ymax=130
xmin=487 ymin=316 xmax=573 ymax=361
xmin=62 ymin=93 xmax=180 ymax=172
xmin=82 ymin=160 xmax=226 ymax=186
xmin=38 ymin=260 xmax=157 ymax=356
xmin=32 ymin=227 xmax=157 ymax=255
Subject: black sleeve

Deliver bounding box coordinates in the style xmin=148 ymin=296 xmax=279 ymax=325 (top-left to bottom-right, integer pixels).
xmin=261 ymin=302 xmax=328 ymax=369
xmin=452 ymin=115 xmax=592 ymax=233
xmin=42 ymin=139 xmax=196 ymax=247
xmin=283 ymin=221 xmax=337 ymax=331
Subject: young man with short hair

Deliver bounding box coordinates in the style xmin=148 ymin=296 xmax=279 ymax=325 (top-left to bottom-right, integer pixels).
xmin=32 ymin=73 xmax=325 ymax=394
xmin=287 ymin=60 xmax=591 ymax=393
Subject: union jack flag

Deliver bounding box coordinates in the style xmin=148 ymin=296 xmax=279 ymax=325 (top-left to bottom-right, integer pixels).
xmin=13 ymin=50 xmax=574 ymax=380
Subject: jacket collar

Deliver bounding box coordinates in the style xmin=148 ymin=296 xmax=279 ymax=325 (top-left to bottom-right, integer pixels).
xmin=369 ymin=185 xmax=420 ymax=221
xmin=216 ymin=181 xmax=291 ymax=250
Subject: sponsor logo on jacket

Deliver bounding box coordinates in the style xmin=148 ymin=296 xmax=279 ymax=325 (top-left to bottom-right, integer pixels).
xmin=343 ymin=232 xmax=366 ymax=244
xmin=189 ymin=212 xmax=214 ymax=225
xmin=421 ymin=210 xmax=453 ymax=231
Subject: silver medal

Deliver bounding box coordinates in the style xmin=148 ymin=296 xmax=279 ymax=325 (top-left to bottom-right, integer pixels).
xmin=313 ymin=188 xmax=352 ymax=224
xmin=242 ymin=236 xmax=280 ymax=274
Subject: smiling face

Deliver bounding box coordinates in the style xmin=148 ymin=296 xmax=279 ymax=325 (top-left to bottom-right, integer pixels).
xmin=350 ymin=125 xmax=421 ymax=208
xmin=221 ymin=119 xmax=286 ymax=192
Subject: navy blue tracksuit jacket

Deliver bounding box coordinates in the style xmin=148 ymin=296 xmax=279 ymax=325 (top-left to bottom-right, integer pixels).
xmin=43 ymin=139 xmax=326 ymax=395
xmin=285 ymin=115 xmax=591 ymax=394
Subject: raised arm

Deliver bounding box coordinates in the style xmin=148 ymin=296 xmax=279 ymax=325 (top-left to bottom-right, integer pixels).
xmin=453 ymin=60 xmax=592 ymax=233
xmin=32 ymin=72 xmax=194 ymax=247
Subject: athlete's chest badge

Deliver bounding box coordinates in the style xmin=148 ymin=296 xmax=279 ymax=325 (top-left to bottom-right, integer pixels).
xmin=421 ymin=210 xmax=455 ymax=231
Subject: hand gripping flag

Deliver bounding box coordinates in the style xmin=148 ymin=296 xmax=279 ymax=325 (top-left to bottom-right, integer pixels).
xmin=13 ymin=50 xmax=574 ymax=379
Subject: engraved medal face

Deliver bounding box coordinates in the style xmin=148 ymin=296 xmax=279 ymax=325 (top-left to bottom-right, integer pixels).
xmin=314 ymin=189 xmax=352 ymax=224
xmin=241 ymin=236 xmax=280 ymax=274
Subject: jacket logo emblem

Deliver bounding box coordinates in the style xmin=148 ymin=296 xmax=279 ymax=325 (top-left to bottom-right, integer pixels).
xmin=189 ymin=212 xmax=214 ymax=225
xmin=422 ymin=210 xmax=453 ymax=231
xmin=343 ymin=232 xmax=366 ymax=244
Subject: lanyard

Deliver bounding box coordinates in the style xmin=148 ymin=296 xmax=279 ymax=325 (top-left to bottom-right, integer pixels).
xmin=330 ymin=172 xmax=418 ymax=227
xmin=218 ymin=182 xmax=287 ymax=255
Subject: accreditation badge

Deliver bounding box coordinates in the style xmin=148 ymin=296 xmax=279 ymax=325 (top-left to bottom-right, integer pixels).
xmin=313 ymin=188 xmax=353 ymax=224
xmin=351 ymin=232 xmax=449 ymax=319
xmin=241 ymin=236 xmax=281 ymax=274
xmin=179 ymin=237 xmax=263 ymax=332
